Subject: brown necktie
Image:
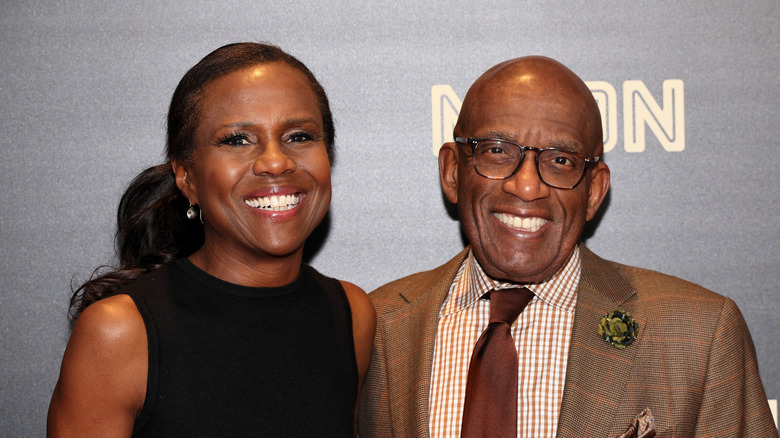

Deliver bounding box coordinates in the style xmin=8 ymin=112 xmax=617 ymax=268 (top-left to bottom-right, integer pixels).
xmin=461 ymin=287 xmax=535 ymax=438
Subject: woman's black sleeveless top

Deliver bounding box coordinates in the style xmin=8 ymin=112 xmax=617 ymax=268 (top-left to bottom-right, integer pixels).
xmin=124 ymin=259 xmax=357 ymax=437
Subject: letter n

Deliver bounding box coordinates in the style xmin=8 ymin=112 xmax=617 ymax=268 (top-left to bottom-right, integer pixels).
xmin=623 ymin=79 xmax=685 ymax=152
xmin=587 ymin=81 xmax=618 ymax=153
xmin=431 ymin=85 xmax=462 ymax=156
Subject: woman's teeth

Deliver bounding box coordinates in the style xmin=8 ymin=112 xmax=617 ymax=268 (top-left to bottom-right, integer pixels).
xmin=245 ymin=194 xmax=301 ymax=212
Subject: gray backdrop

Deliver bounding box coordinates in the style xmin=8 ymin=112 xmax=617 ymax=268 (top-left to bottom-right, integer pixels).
xmin=2 ymin=0 xmax=778 ymax=435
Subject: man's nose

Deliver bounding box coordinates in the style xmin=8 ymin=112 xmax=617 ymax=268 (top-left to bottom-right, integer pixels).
xmin=502 ymin=153 xmax=549 ymax=201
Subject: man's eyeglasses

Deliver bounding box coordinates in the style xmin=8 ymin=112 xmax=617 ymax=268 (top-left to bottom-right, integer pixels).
xmin=454 ymin=137 xmax=600 ymax=190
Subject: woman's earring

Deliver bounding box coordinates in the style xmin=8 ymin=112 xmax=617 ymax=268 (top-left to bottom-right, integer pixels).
xmin=186 ymin=204 xmax=198 ymax=220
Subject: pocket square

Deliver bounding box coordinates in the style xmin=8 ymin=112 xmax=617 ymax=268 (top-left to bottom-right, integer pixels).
xmin=615 ymin=408 xmax=655 ymax=438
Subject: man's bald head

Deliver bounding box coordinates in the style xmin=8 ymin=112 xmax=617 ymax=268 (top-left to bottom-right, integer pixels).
xmin=456 ymin=56 xmax=603 ymax=157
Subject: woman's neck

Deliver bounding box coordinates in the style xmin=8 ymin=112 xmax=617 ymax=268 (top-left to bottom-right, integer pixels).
xmin=187 ymin=244 xmax=304 ymax=288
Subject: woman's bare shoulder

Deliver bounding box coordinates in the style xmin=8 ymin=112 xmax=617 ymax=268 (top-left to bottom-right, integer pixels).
xmin=48 ymin=294 xmax=147 ymax=437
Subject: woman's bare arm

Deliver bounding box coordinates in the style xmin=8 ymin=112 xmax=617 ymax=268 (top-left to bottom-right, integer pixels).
xmin=340 ymin=280 xmax=376 ymax=387
xmin=47 ymin=294 xmax=147 ymax=438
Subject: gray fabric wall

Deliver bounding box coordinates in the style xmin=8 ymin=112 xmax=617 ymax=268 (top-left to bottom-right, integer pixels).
xmin=2 ymin=1 xmax=778 ymax=435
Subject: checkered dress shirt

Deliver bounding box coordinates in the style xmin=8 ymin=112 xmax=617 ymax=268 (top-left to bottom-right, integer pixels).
xmin=429 ymin=247 xmax=581 ymax=437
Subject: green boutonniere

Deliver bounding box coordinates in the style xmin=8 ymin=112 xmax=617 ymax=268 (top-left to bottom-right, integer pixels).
xmin=598 ymin=310 xmax=638 ymax=349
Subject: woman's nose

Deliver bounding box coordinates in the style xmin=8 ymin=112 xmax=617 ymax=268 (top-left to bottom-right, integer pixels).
xmin=252 ymin=142 xmax=296 ymax=176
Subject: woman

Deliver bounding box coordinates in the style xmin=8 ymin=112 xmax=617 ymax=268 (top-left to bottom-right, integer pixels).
xmin=48 ymin=43 xmax=375 ymax=437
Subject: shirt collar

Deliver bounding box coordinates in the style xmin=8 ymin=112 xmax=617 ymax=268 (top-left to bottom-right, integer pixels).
xmin=441 ymin=246 xmax=581 ymax=317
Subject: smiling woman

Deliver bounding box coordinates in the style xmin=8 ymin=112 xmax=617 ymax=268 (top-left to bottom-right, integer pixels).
xmin=173 ymin=62 xmax=334 ymax=286
xmin=47 ymin=43 xmax=375 ymax=437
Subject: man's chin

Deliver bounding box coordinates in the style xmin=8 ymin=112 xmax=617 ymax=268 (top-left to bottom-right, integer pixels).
xmin=478 ymin=252 xmax=559 ymax=284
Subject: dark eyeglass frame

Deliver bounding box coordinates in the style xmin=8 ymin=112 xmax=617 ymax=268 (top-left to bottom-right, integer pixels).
xmin=454 ymin=136 xmax=601 ymax=190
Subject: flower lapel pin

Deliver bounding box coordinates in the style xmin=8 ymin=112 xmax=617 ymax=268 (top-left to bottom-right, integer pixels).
xmin=598 ymin=310 xmax=638 ymax=350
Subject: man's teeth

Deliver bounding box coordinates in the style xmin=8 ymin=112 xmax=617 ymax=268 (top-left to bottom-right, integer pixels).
xmin=245 ymin=194 xmax=301 ymax=211
xmin=493 ymin=212 xmax=548 ymax=232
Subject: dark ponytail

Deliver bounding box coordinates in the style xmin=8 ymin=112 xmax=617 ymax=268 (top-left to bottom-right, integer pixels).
xmin=69 ymin=164 xmax=204 ymax=318
xmin=116 ymin=164 xmax=203 ymax=268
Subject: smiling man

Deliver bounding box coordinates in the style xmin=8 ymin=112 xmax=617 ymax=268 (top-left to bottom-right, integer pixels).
xmin=358 ymin=57 xmax=777 ymax=437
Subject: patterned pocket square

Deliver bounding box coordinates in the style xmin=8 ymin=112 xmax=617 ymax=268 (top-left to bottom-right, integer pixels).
xmin=615 ymin=408 xmax=655 ymax=438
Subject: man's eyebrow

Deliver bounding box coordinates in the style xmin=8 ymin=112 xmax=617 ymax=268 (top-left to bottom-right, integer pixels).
xmin=479 ymin=132 xmax=584 ymax=152
xmin=547 ymin=140 xmax=583 ymax=151
xmin=480 ymin=130 xmax=512 ymax=140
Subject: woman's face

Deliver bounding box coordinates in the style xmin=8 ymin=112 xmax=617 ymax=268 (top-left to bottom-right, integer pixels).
xmin=176 ymin=62 xmax=331 ymax=262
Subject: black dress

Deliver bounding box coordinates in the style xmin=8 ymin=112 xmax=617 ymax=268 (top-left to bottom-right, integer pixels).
xmin=124 ymin=259 xmax=357 ymax=437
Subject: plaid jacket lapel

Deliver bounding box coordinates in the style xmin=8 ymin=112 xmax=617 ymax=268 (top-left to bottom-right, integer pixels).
xmin=382 ymin=248 xmax=469 ymax=438
xmin=556 ymin=245 xmax=647 ymax=437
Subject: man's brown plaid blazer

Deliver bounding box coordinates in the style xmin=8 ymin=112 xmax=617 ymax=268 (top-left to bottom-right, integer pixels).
xmin=358 ymin=245 xmax=777 ymax=437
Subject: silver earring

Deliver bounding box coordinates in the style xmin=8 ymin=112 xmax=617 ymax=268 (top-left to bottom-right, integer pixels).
xmin=186 ymin=204 xmax=198 ymax=220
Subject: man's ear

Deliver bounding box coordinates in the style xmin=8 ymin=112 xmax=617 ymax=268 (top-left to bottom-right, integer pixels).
xmin=172 ymin=160 xmax=197 ymax=205
xmin=438 ymin=142 xmax=459 ymax=204
xmin=585 ymin=162 xmax=610 ymax=221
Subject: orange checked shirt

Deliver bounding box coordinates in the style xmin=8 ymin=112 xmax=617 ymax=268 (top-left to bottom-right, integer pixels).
xmin=429 ymin=247 xmax=581 ymax=438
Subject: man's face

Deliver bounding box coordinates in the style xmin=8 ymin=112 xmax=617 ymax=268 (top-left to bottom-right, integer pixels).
xmin=439 ymin=59 xmax=609 ymax=284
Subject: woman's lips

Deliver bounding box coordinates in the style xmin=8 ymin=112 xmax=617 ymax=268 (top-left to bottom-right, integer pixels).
xmin=244 ymin=193 xmax=302 ymax=212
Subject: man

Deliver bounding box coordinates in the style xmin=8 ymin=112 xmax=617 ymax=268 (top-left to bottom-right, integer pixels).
xmin=358 ymin=56 xmax=777 ymax=437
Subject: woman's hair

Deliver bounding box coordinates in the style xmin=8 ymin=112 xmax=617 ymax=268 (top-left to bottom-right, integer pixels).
xmin=69 ymin=43 xmax=335 ymax=319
